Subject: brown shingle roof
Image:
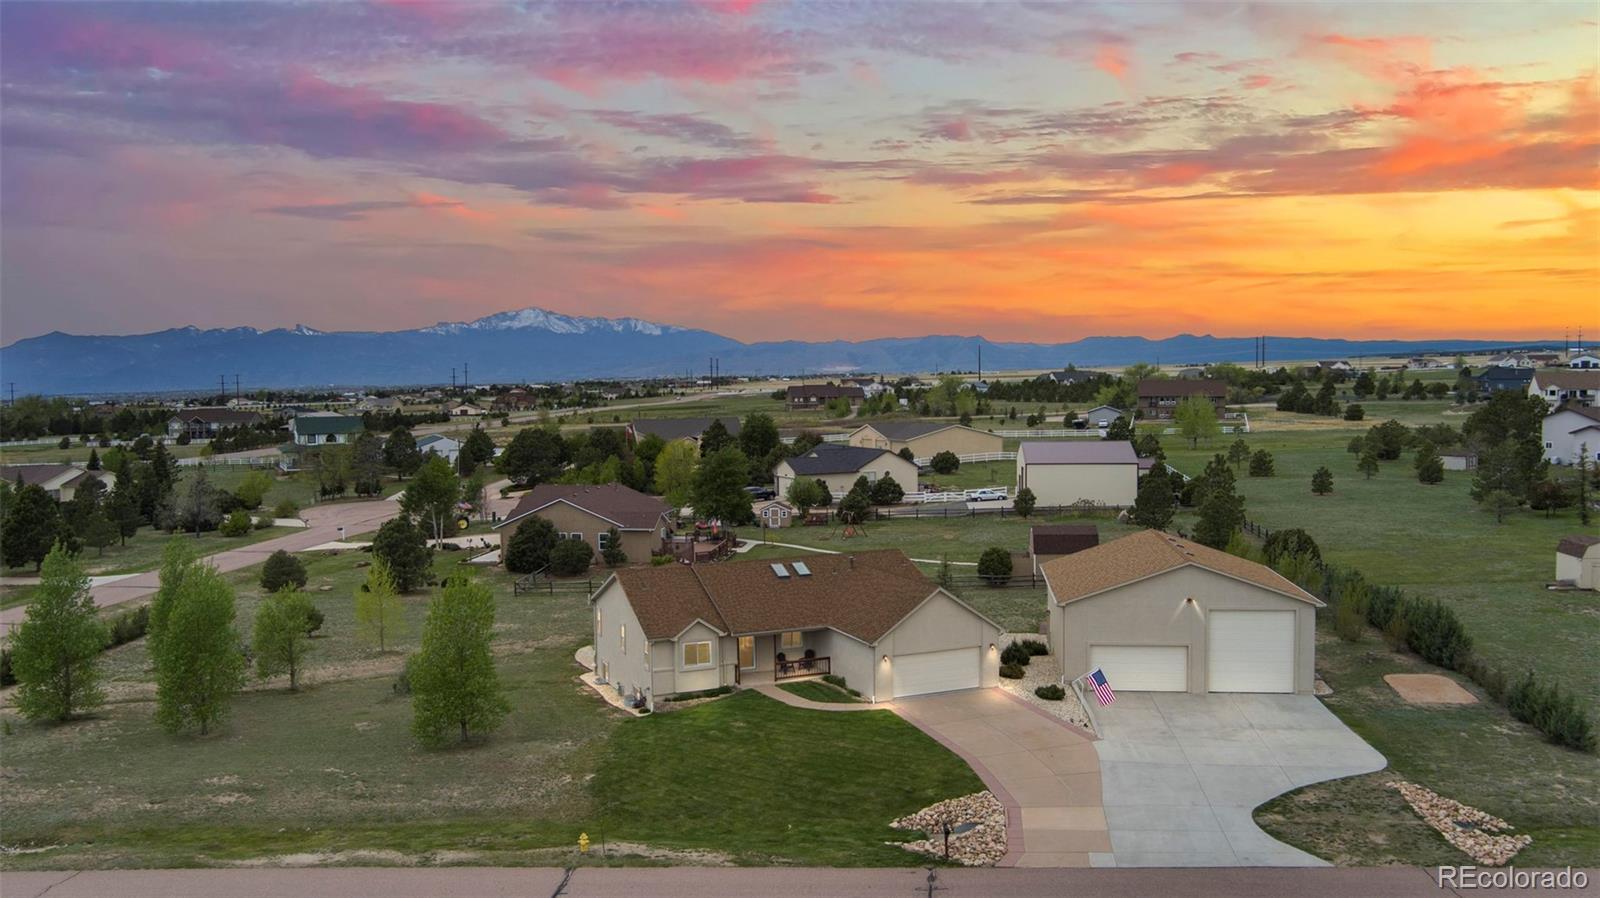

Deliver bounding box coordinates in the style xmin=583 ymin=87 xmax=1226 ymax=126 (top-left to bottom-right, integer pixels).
xmin=0 ymin=464 xmax=95 ymax=489
xmin=496 ymin=483 xmax=671 ymax=531
xmin=610 ymin=550 xmax=972 ymax=643
xmin=1042 ymin=529 xmax=1323 ymax=607
xmin=1533 ymin=370 xmax=1600 ymax=390
xmin=1557 ymin=535 xmax=1600 ymax=558
xmin=1137 ymin=378 xmax=1226 ymax=398
xmin=1030 ymin=524 xmax=1099 ymax=556
xmin=170 ymin=407 xmax=263 ymax=426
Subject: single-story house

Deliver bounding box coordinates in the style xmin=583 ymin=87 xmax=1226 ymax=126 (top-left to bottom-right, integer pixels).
xmin=787 ymin=384 xmax=865 ymax=410
xmin=166 ymin=407 xmax=263 ymax=440
xmin=627 ymin=417 xmax=741 ymax=449
xmin=416 ymin=434 xmax=461 ymax=465
xmin=1015 ymin=441 xmax=1139 ymax=508
xmin=1318 ymin=360 xmax=1353 ymax=373
xmin=1409 ymin=357 xmax=1449 ymax=369
xmin=0 ymin=464 xmax=115 ymax=502
xmin=1079 ymin=405 xmax=1125 ymax=429
xmin=753 ymin=498 xmax=796 ymax=529
xmin=289 ymin=413 xmax=364 ymax=446
xmin=356 ymin=396 xmax=402 ymax=412
xmin=1175 ymin=367 xmax=1207 ymax=379
xmin=1555 ymin=536 xmax=1600 ymax=591
xmin=494 ymin=483 xmax=673 ymax=565
xmin=1029 ymin=524 xmax=1099 ymax=575
xmin=772 ymin=443 xmax=919 ymax=499
xmin=1542 ymin=404 xmax=1600 ymax=465
xmin=590 ymin=550 xmax=1002 ymax=708
xmin=1489 ymin=354 xmax=1536 ymax=368
xmin=448 ymin=402 xmax=489 ymax=417
xmin=1569 ymin=353 xmax=1600 ymax=369
xmin=1440 ymin=451 xmax=1478 ymax=472
xmin=1528 ymin=353 xmax=1562 ymax=367
xmin=1136 ymin=378 xmax=1226 ymax=419
xmin=1475 ymin=366 xmax=1534 ymax=394
xmin=1528 ymin=369 xmax=1600 ymax=409
xmin=846 ymin=421 xmax=1002 ymax=461
xmin=1038 ymin=369 xmax=1094 ymax=386
xmin=1043 ymin=530 xmax=1324 ymax=694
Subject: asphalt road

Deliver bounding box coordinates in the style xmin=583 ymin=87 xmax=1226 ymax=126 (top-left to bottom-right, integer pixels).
xmin=0 ymin=497 xmax=401 ymax=628
xmin=5 ymin=866 xmax=1581 ymax=897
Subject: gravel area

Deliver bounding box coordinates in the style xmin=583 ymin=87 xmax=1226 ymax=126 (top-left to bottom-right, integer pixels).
xmin=890 ymin=792 xmax=1007 ymax=866
xmin=997 ymin=651 xmax=1091 ymax=730
xmin=1388 ymin=780 xmax=1531 ymax=865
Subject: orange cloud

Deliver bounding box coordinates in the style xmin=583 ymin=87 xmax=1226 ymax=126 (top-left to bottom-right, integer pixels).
xmin=1094 ymin=43 xmax=1131 ymax=84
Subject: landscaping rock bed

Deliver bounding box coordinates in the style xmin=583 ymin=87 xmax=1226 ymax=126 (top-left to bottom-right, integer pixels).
xmin=1388 ymin=780 xmax=1531 ymax=865
xmin=890 ymin=791 xmax=1006 ymax=866
xmin=996 ymin=651 xmax=1090 ymax=730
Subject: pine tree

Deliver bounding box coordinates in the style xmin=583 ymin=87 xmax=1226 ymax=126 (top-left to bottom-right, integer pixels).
xmin=410 ymin=575 xmax=509 ymax=746
xmin=355 ymin=558 xmax=407 ymax=652
xmin=1193 ymin=474 xmax=1245 ymax=550
xmin=253 ymin=588 xmax=317 ymax=690
xmin=383 ymin=427 xmax=422 ymax=480
xmin=10 ymin=543 xmax=107 ymax=722
xmin=371 ymin=515 xmax=433 ymax=592
xmin=1131 ymin=464 xmax=1176 ymax=530
xmin=1357 ymin=450 xmax=1380 ymax=479
xmin=2 ymin=484 xmax=67 ymax=571
xmin=1414 ymin=442 xmax=1444 ymax=484
xmin=1311 ymin=466 xmax=1334 ymax=495
xmin=153 ymin=563 xmax=245 ymax=735
xmin=698 ymin=418 xmax=734 ymax=456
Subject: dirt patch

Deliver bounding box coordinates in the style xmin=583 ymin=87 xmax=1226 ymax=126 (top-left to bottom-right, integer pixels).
xmin=1383 ymin=673 xmax=1478 ymax=705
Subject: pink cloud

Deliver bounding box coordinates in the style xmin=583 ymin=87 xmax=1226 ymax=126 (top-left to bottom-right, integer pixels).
xmin=1094 ymin=43 xmax=1132 ymax=84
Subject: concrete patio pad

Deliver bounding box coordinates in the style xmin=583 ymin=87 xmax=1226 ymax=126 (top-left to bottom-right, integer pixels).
xmin=891 ymin=689 xmax=1103 ymax=869
xmin=1092 ymin=692 xmax=1386 ymax=868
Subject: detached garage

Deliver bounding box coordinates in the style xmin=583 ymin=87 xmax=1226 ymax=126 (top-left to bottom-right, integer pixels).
xmin=1043 ymin=531 xmax=1323 ymax=695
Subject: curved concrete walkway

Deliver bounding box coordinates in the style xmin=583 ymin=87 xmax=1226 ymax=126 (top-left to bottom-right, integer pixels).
xmin=753 ymin=684 xmax=884 ymax=712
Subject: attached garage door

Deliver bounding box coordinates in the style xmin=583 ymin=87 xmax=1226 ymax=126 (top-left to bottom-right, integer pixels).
xmin=1208 ymin=611 xmax=1296 ymax=693
xmin=1089 ymin=645 xmax=1188 ymax=692
xmin=892 ymin=648 xmax=980 ymax=698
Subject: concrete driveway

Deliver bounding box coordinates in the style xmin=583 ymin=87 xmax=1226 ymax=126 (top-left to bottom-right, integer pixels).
xmin=892 ymin=689 xmax=1109 ymax=868
xmin=1092 ymin=692 xmax=1386 ymax=867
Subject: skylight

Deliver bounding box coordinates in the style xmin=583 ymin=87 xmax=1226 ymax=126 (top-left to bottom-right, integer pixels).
xmin=792 ymin=561 xmax=811 ymax=576
xmin=771 ymin=563 xmax=790 ymax=578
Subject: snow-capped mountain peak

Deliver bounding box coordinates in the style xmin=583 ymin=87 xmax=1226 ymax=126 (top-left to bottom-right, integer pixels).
xmin=421 ymin=307 xmax=682 ymax=337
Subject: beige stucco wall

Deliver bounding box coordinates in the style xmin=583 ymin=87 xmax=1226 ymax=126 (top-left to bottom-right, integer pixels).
xmin=591 ymin=580 xmax=653 ymax=706
xmin=906 ymin=427 xmax=1004 ymax=458
xmin=1016 ymin=456 xmax=1138 ymax=507
xmin=498 ymin=502 xmax=665 ymax=565
xmin=869 ymin=590 xmax=1001 ymax=702
xmin=773 ymin=452 xmax=920 ymax=498
xmin=668 ymin=621 xmax=725 ymax=695
xmin=1048 ymin=566 xmax=1317 ymax=695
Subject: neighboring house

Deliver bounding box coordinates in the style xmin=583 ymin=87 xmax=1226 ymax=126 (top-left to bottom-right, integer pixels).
xmin=1029 ymin=524 xmax=1099 ymax=576
xmin=1528 ymin=369 xmax=1600 ymax=409
xmin=492 ymin=389 xmax=540 ymax=412
xmin=1440 ymin=451 xmax=1478 ymax=472
xmin=1568 ymin=353 xmax=1600 ymax=369
xmin=356 ymin=396 xmax=402 ymax=413
xmin=1038 ymin=369 xmax=1094 ymax=386
xmin=627 ymin=417 xmax=742 ymax=448
xmin=753 ymin=498 xmax=796 ymax=529
xmin=787 ymin=384 xmax=865 ymax=410
xmin=772 ymin=443 xmax=920 ymax=498
xmin=0 ymin=464 xmax=115 ymax=502
xmin=1528 ymin=353 xmax=1562 ymax=367
xmin=1541 ymin=404 xmax=1600 ymax=465
xmin=1015 ymin=441 xmax=1139 ymax=507
xmin=1408 ymin=357 xmax=1448 ymax=369
xmin=846 ymin=421 xmax=1002 ymax=460
xmin=493 ymin=483 xmax=672 ymax=565
xmin=166 ymin=407 xmax=263 ymax=440
xmin=1555 ymin=536 xmax=1600 ymax=591
xmin=1079 ymin=405 xmax=1125 ymax=429
xmin=1136 ymin=378 xmax=1226 ymax=419
xmin=1043 ymin=530 xmax=1324 ymax=694
xmin=1489 ymin=354 xmax=1536 ymax=368
xmin=1474 ymin=367 xmax=1534 ymax=394
xmin=965 ymin=379 xmax=990 ymax=393
xmin=416 ymin=434 xmax=461 ymax=466
xmin=1318 ymin=360 xmax=1353 ymax=373
xmin=448 ymin=402 xmax=488 ymax=418
xmin=590 ymin=550 xmax=1002 ymax=709
xmin=289 ymin=414 xmax=364 ymax=446
xmin=1175 ymin=367 xmax=1206 ymax=379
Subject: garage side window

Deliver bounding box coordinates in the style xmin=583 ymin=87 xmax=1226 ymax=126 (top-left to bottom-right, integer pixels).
xmin=682 ymin=641 xmax=712 ymax=668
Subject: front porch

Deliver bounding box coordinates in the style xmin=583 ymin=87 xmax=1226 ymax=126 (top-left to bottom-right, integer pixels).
xmin=730 ymin=630 xmax=832 ymax=687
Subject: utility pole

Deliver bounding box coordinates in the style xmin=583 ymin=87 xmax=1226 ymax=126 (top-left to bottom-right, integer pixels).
xmin=5 ymin=383 xmax=14 ymax=406
xmin=451 ymin=368 xmax=456 ymax=390
xmin=233 ymin=374 xmax=240 ymax=400
xmin=463 ymin=362 xmax=469 ymax=387
xmin=977 ymin=343 xmax=982 ymax=381
xmin=219 ymin=374 xmax=227 ymax=403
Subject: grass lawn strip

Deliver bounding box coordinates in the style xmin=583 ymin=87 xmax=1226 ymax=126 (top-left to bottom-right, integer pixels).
xmin=778 ymin=680 xmax=862 ymax=703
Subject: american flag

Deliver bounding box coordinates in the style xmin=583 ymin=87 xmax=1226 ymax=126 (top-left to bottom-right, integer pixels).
xmin=1087 ymin=668 xmax=1116 ymax=706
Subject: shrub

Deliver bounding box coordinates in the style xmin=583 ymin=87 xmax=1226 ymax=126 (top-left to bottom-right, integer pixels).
xmin=1458 ymin=653 xmax=1505 ymax=702
xmin=1343 ymin=404 xmax=1365 ymax=421
xmin=1018 ymin=638 xmax=1048 ymax=656
xmin=668 ymin=685 xmax=735 ymax=701
xmin=1364 ymin=583 xmax=1406 ymax=631
xmin=1381 ymin=613 xmax=1410 ymax=653
xmin=505 ymin=517 xmax=560 ymax=574
xmin=219 ymin=509 xmax=253 ymax=537
xmin=304 ymin=606 xmax=325 ymax=637
xmin=823 ymin=674 xmax=850 ymax=690
xmin=1000 ymin=642 xmax=1031 ymax=667
xmin=1401 ymin=597 xmax=1473 ymax=670
xmin=977 ymin=546 xmax=1013 ymax=586
xmin=1248 ymin=450 xmax=1274 ymax=477
xmin=0 ymin=649 xmax=14 ymax=687
xmin=549 ymin=538 xmax=594 ymax=576
xmin=869 ymin=474 xmax=905 ymax=506
xmin=393 ymin=656 xmax=415 ymax=696
xmin=1334 ymin=584 xmax=1367 ymax=643
xmin=260 ymin=550 xmax=309 ymax=592
xmin=1262 ymin=529 xmax=1321 ymax=567
xmin=999 ymin=663 xmax=1025 ymax=679
xmin=1034 ymin=684 xmax=1066 ymax=701
xmin=1506 ymin=670 xmax=1596 ymax=753
xmin=254 ymin=515 xmax=274 ymax=530
xmin=107 ymin=606 xmax=150 ymax=647
xmin=1346 ymin=436 xmax=1365 ymax=454
xmin=929 ymin=451 xmax=960 ymax=474
xmin=271 ymin=499 xmax=300 ymax=519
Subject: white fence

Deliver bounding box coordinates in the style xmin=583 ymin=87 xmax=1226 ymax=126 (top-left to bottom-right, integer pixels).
xmin=903 ymin=486 xmax=1010 ymax=504
xmin=914 ymin=451 xmax=1017 ymax=467
xmin=988 ymin=429 xmax=1105 ymax=439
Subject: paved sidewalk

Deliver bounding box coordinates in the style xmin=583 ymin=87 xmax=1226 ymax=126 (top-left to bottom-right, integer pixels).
xmin=0 ymin=865 xmax=1493 ymax=898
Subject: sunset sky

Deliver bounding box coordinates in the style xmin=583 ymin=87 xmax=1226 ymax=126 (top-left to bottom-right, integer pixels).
xmin=1 ymin=1 xmax=1595 ymax=345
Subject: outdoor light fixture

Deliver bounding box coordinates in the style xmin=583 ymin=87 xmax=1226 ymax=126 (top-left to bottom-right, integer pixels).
xmin=988 ymin=643 xmax=997 ymax=653
xmin=882 ymin=655 xmax=890 ymax=664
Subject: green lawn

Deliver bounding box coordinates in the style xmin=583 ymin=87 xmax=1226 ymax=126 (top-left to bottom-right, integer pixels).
xmin=1256 ymin=625 xmax=1600 ymax=867
xmin=84 ymin=525 xmax=295 ymax=577
xmin=763 ymin=511 xmax=1139 ymax=565
xmin=592 ymin=691 xmax=980 ymax=865
xmin=779 ymin=680 xmax=862 ymax=703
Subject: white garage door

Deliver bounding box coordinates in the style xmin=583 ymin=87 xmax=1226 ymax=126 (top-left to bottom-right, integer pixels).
xmin=1208 ymin=611 xmax=1296 ymax=693
xmin=892 ymin=648 xmax=980 ymax=698
xmin=1089 ymin=645 xmax=1188 ymax=692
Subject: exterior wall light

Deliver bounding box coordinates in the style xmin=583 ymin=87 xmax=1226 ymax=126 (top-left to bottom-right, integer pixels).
xmin=882 ymin=654 xmax=890 ymax=664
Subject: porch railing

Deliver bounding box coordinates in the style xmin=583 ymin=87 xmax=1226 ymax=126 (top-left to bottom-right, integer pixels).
xmin=774 ymin=656 xmax=830 ymax=680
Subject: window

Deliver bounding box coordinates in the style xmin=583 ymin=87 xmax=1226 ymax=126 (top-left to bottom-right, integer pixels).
xmin=566 ymin=532 xmax=585 ymax=541
xmin=780 ymin=631 xmax=804 ymax=650
xmin=682 ymin=641 xmax=712 ymax=668
xmin=598 ymin=531 xmax=611 ymax=549
xmin=619 ymin=624 xmax=626 ymax=654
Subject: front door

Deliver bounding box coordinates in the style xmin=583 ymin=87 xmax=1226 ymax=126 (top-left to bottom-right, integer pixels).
xmin=738 ymin=636 xmax=755 ymax=669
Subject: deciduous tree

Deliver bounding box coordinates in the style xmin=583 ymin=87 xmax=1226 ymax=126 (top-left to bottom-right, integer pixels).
xmin=1173 ymin=396 xmax=1220 ymax=448
xmin=10 ymin=543 xmax=107 ymax=722
xmin=652 ymin=440 xmax=698 ymax=507
xmin=253 ymin=588 xmax=316 ymax=690
xmin=355 ymin=557 xmax=406 ymax=652
xmin=152 ymin=562 xmax=245 ymax=735
xmin=504 ymin=517 xmax=559 ymax=574
xmin=691 ymin=445 xmax=753 ymax=524
xmin=400 ymin=455 xmax=460 ymax=546
xmin=410 ymin=575 xmax=509 ymax=746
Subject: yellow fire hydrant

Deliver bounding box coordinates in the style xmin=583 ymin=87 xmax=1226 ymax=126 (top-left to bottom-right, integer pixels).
xmin=578 ymin=832 xmax=590 ymax=855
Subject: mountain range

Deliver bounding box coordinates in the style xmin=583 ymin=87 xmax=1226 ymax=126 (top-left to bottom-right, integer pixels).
xmin=0 ymin=307 xmax=1541 ymax=395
